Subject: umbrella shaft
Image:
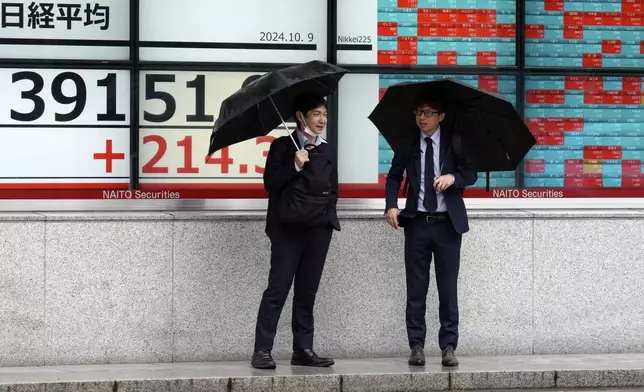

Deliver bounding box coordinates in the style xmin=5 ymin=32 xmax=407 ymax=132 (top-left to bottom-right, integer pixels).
xmin=269 ymin=96 xmax=300 ymax=150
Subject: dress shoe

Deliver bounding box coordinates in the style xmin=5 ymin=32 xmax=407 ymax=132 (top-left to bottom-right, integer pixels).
xmin=441 ymin=347 xmax=459 ymax=367
xmin=251 ymin=350 xmax=276 ymax=369
xmin=408 ymin=345 xmax=425 ymax=366
xmin=291 ymin=349 xmax=334 ymax=367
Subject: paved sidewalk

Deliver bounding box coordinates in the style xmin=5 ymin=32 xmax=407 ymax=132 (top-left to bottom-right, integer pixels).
xmin=1 ymin=353 xmax=644 ymax=391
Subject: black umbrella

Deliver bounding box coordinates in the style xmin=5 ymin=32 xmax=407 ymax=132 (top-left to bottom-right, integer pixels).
xmin=207 ymin=60 xmax=349 ymax=157
xmin=368 ymin=78 xmax=536 ymax=182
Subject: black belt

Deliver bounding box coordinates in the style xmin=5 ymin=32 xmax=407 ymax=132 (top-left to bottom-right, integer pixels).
xmin=416 ymin=211 xmax=449 ymax=223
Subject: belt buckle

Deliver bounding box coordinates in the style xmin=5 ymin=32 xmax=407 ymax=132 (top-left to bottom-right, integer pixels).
xmin=425 ymin=214 xmax=445 ymax=223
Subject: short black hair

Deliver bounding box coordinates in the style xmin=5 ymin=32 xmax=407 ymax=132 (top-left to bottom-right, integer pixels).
xmin=293 ymin=93 xmax=327 ymax=129
xmin=414 ymin=94 xmax=445 ymax=114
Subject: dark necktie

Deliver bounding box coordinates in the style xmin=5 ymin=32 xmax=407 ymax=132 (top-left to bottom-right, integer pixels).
xmin=423 ymin=137 xmax=437 ymax=212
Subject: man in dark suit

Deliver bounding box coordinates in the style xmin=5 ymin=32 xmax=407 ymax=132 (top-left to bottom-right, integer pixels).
xmin=384 ymin=95 xmax=477 ymax=367
xmin=251 ymin=93 xmax=340 ymax=369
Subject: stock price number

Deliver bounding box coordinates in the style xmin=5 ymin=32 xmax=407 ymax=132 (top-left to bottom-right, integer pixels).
xmin=140 ymin=72 xmax=281 ymax=181
xmin=6 ymin=70 xmax=127 ymax=122
xmin=260 ymin=32 xmax=315 ymax=43
xmin=143 ymin=73 xmax=213 ymax=123
xmin=141 ymin=134 xmax=276 ymax=176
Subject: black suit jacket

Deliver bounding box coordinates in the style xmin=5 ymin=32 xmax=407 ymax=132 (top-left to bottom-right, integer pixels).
xmin=385 ymin=128 xmax=477 ymax=235
xmin=263 ymin=132 xmax=341 ymax=237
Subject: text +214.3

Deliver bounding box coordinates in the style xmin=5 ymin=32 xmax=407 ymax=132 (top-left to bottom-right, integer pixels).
xmin=141 ymin=135 xmax=276 ymax=175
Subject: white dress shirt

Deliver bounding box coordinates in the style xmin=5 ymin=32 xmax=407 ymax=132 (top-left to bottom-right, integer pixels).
xmin=417 ymin=127 xmax=446 ymax=212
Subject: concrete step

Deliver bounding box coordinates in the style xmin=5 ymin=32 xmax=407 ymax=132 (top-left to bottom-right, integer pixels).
xmin=1 ymin=353 xmax=644 ymax=392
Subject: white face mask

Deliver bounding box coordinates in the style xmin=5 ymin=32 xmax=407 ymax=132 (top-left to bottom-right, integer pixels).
xmin=298 ymin=114 xmax=318 ymax=137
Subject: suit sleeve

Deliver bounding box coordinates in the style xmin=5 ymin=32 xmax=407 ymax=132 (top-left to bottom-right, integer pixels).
xmin=385 ymin=146 xmax=407 ymax=212
xmin=263 ymin=138 xmax=299 ymax=194
xmin=451 ymin=136 xmax=477 ymax=189
xmin=331 ymin=148 xmax=339 ymax=207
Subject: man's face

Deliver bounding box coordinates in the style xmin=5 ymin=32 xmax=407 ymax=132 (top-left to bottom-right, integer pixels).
xmin=415 ymin=104 xmax=445 ymax=133
xmin=298 ymin=105 xmax=327 ymax=135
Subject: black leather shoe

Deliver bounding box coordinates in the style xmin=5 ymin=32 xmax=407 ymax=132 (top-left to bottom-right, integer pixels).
xmin=251 ymin=350 xmax=276 ymax=369
xmin=408 ymin=345 xmax=425 ymax=366
xmin=291 ymin=349 xmax=334 ymax=367
xmin=441 ymin=347 xmax=459 ymax=367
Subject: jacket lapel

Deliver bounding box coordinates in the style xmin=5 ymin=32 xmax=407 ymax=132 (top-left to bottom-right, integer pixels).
xmin=440 ymin=132 xmax=447 ymax=172
xmin=411 ymin=137 xmax=421 ymax=189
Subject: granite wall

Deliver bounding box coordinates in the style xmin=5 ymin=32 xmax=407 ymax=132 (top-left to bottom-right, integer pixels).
xmin=1 ymin=210 xmax=643 ymax=366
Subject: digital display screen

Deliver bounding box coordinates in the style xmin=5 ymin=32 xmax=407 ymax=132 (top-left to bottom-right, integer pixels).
xmin=0 ymin=68 xmax=130 ymax=188
xmin=337 ymin=0 xmax=517 ymax=65
xmin=524 ymin=75 xmax=644 ymax=189
xmin=2 ymin=1 xmax=643 ymax=200
xmin=338 ymin=73 xmax=517 ymax=190
xmin=138 ymin=0 xmax=326 ymax=63
xmin=525 ymin=0 xmax=644 ymax=68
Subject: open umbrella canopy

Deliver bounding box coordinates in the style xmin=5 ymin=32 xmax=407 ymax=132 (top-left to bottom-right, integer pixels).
xmin=368 ymin=78 xmax=536 ymax=173
xmin=207 ymin=60 xmax=349 ymax=156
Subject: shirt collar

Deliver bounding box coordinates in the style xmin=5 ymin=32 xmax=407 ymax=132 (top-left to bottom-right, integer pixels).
xmin=420 ymin=126 xmax=441 ymax=145
xmin=297 ymin=129 xmax=326 ymax=147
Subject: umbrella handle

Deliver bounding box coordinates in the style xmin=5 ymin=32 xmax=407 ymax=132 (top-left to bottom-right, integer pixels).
xmin=268 ymin=96 xmax=300 ymax=150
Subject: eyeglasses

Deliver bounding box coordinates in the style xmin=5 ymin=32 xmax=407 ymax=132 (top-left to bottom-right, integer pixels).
xmin=414 ymin=109 xmax=439 ymax=117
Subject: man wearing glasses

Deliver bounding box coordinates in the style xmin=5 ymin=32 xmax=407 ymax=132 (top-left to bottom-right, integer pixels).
xmin=384 ymin=96 xmax=476 ymax=367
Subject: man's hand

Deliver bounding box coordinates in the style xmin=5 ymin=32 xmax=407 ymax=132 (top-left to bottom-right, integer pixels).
xmin=386 ymin=208 xmax=400 ymax=230
xmin=295 ymin=149 xmax=309 ymax=169
xmin=433 ymin=174 xmax=455 ymax=192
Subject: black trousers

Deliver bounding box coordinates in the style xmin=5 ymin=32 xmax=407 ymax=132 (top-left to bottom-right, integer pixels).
xmin=403 ymin=213 xmax=462 ymax=350
xmin=253 ymin=225 xmax=333 ymax=352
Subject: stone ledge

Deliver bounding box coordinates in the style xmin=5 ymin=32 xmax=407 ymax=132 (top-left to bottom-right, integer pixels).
xmin=152 ymin=209 xmax=644 ymax=221
xmin=1 ymin=354 xmax=643 ymax=392
xmin=0 ymin=213 xmax=45 ymax=221
xmin=169 ymin=209 xmax=538 ymax=220
xmin=36 ymin=212 xmax=174 ymax=221
xmin=2 ymin=209 xmax=644 ymax=222
xmin=0 ymin=212 xmax=174 ymax=222
xmin=523 ymin=209 xmax=644 ymax=219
